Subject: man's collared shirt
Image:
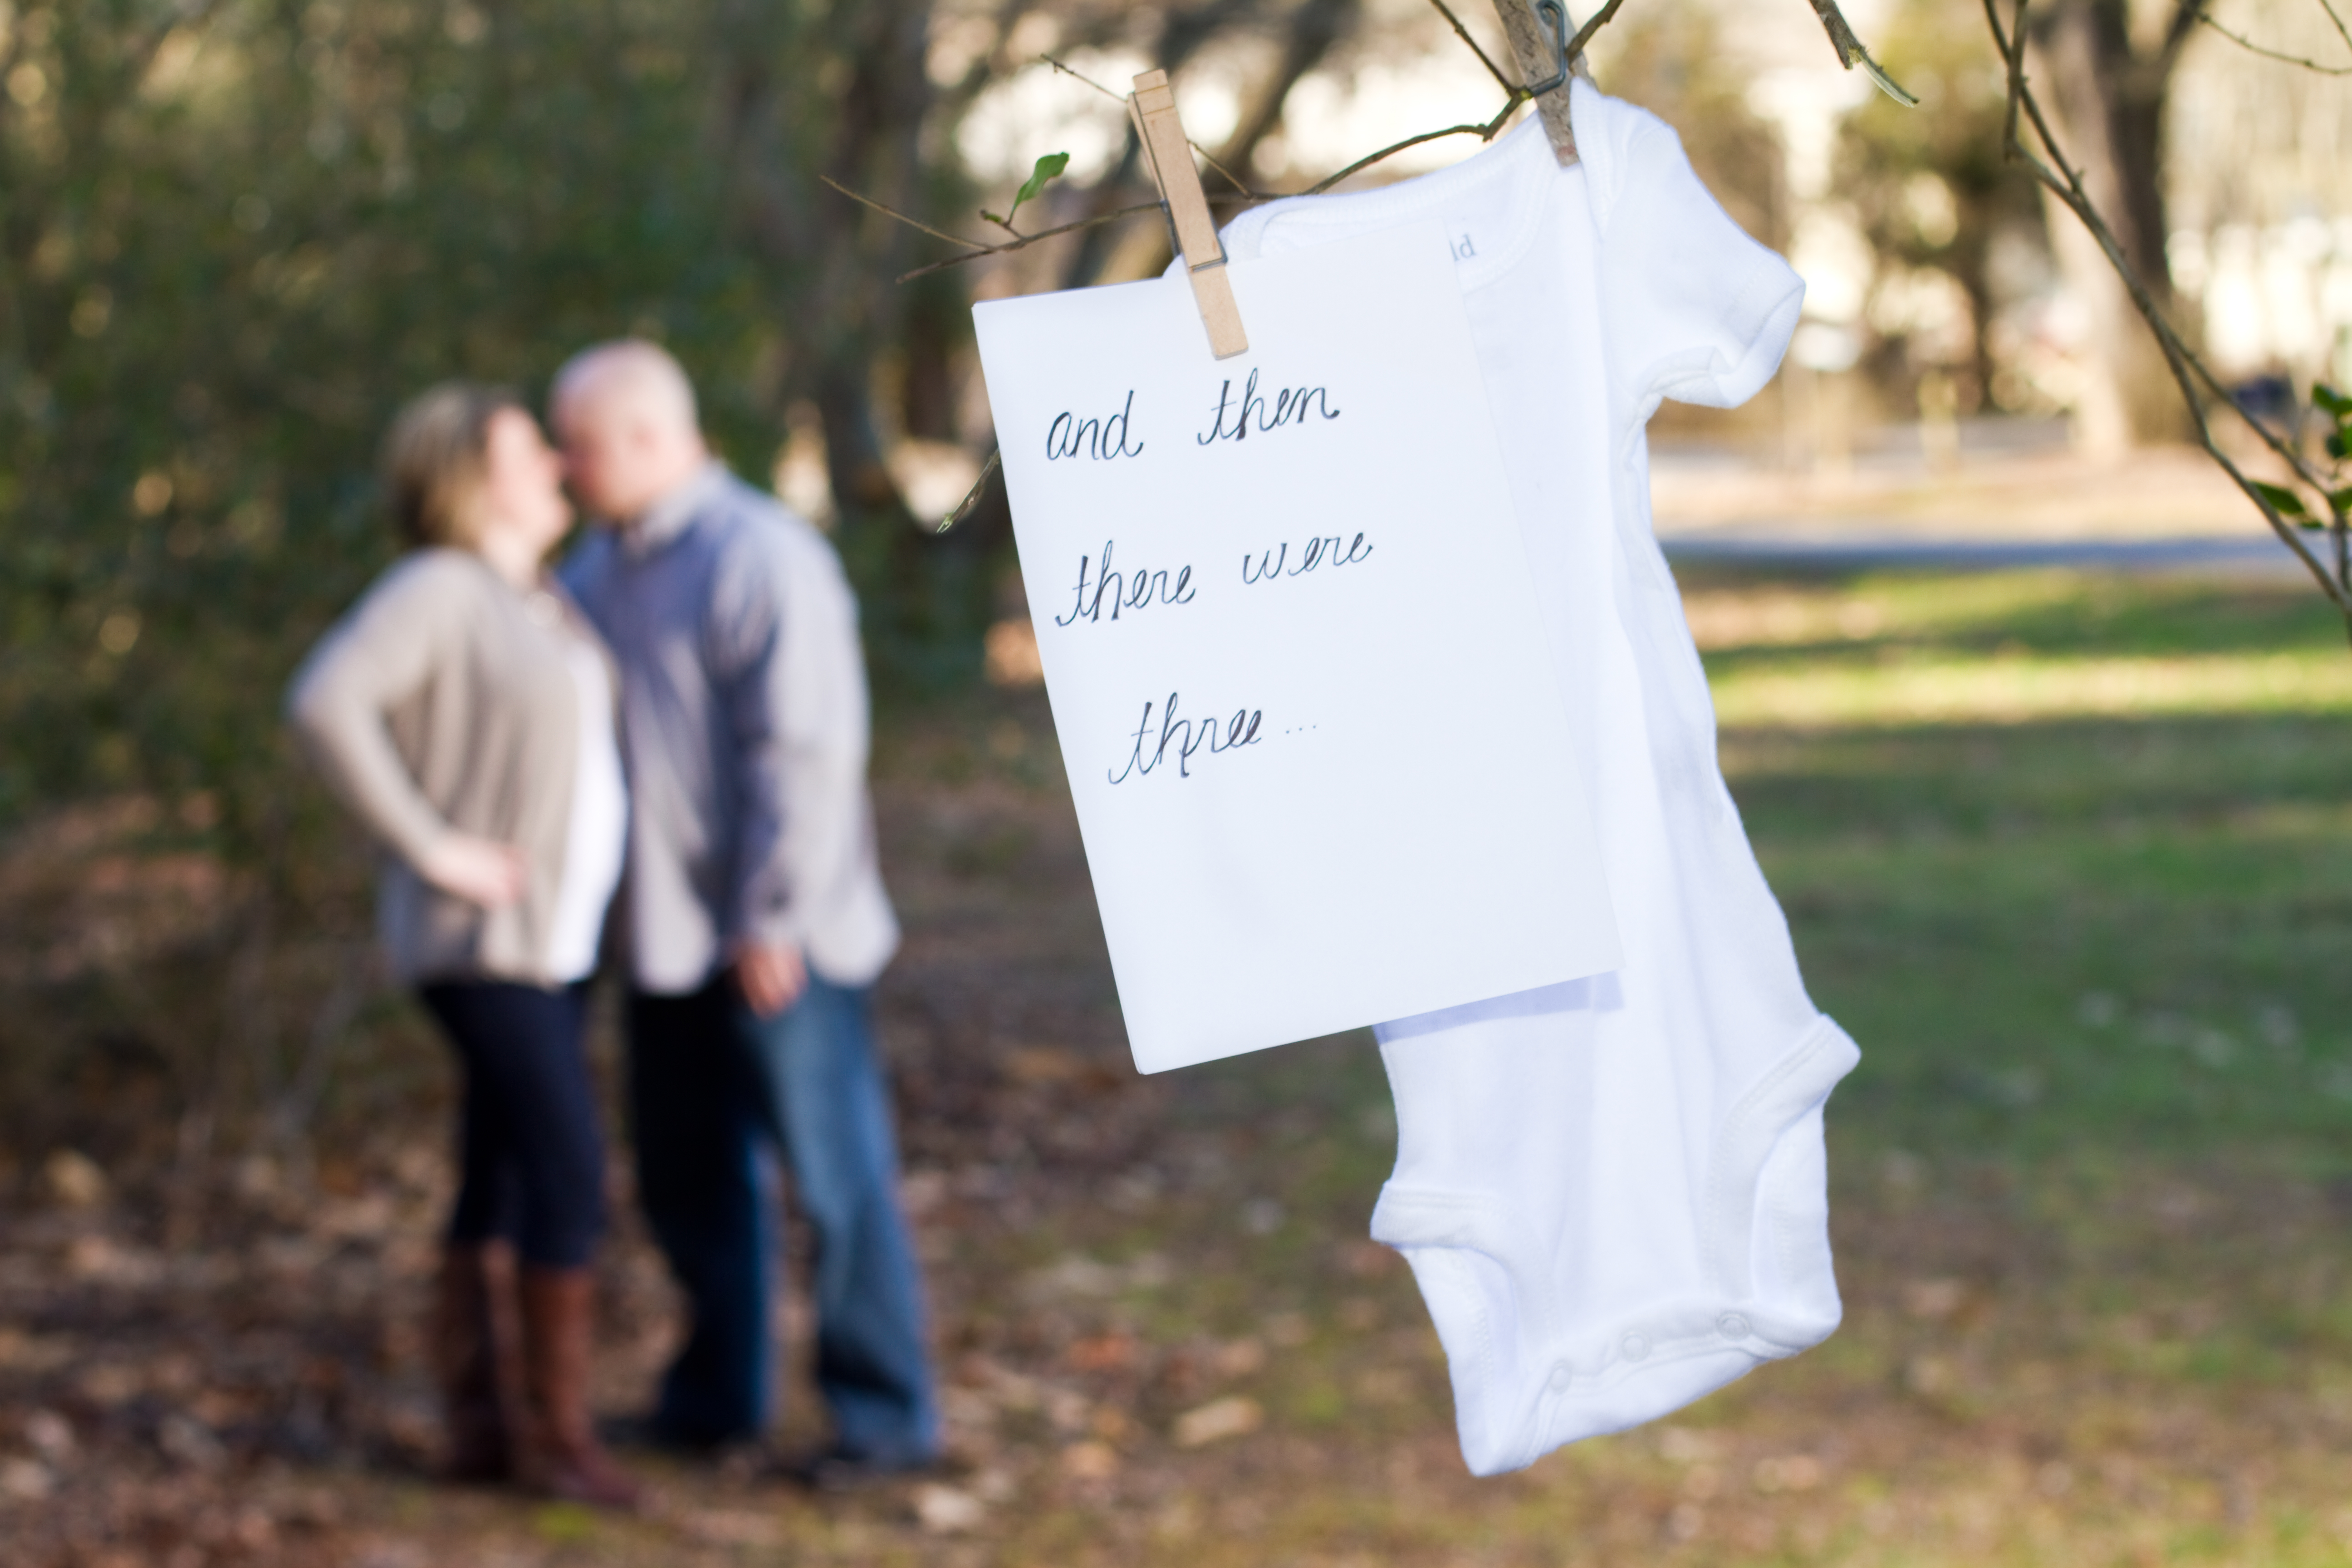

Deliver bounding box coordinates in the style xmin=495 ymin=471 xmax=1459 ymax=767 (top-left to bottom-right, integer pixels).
xmin=562 ymin=462 xmax=899 ymax=993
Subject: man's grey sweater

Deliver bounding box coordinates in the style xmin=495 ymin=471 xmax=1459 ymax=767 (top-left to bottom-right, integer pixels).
xmin=561 ymin=462 xmax=898 ymax=993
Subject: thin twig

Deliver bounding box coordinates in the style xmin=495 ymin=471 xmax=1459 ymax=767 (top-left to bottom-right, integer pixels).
xmin=1565 ymin=0 xmax=1632 ymax=63
xmin=818 ymin=174 xmax=983 ymax=249
xmin=1807 ymin=0 xmax=1921 ymax=103
xmin=895 ymin=201 xmax=1171 ymax=281
xmin=1983 ymin=0 xmax=2352 ymax=628
xmin=1044 ymin=55 xmax=1262 ymax=196
xmin=2194 ymin=7 xmax=2352 ymax=71
xmin=1426 ymin=0 xmax=1517 ymax=91
xmin=1042 ymin=54 xmax=1124 ymax=99
xmin=2001 ymin=11 xmax=2325 ymax=500
xmin=862 ymin=0 xmax=1700 ymax=277
xmin=1187 ymin=141 xmax=1261 ymax=200
xmin=856 ymin=0 xmax=1591 ymax=274
xmin=823 ymin=172 xmax=1166 ymax=281
xmin=2001 ymin=0 xmax=2030 ymax=157
xmin=937 ymin=448 xmax=1003 ymax=532
xmin=2314 ymin=0 xmax=2352 ymax=56
xmin=1303 ymin=97 xmax=1525 ymax=194
xmin=1991 ymin=1 xmax=2296 ymax=481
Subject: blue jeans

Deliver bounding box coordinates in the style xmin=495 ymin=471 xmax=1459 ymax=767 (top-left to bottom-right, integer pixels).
xmin=625 ymin=975 xmax=937 ymax=1459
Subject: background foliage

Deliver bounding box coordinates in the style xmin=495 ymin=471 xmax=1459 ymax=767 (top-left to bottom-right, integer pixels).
xmin=10 ymin=0 xmax=2307 ymax=1175
xmin=3 ymin=0 xmax=797 ymax=833
xmin=0 ymin=0 xmax=922 ymax=1169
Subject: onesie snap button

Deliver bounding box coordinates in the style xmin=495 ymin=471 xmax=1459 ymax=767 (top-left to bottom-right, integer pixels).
xmin=1620 ymin=1333 xmax=1651 ymax=1362
xmin=1547 ymin=1362 xmax=1573 ymax=1393
xmin=1717 ymin=1312 xmax=1750 ymax=1339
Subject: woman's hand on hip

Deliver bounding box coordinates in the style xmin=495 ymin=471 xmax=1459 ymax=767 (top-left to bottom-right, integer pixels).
xmin=417 ymin=832 xmax=529 ymax=909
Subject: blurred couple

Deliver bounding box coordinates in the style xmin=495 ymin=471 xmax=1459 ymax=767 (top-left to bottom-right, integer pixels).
xmin=286 ymin=343 xmax=936 ymax=1509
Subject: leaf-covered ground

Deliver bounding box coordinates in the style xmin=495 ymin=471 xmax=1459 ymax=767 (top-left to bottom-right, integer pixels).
xmin=7 ymin=568 xmax=2352 ymax=1567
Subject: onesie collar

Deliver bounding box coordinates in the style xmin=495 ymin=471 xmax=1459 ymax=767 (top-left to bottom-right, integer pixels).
xmin=1225 ymin=110 xmax=1563 ymax=292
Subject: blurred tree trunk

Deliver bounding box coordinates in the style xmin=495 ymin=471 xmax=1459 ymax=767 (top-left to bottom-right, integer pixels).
xmin=718 ymin=0 xmax=1363 ymax=680
xmin=1061 ymin=0 xmax=1361 ymax=289
xmin=899 ymin=279 xmax=965 ymax=444
xmin=720 ymin=0 xmax=997 ymax=684
xmin=1214 ymin=0 xmax=1362 ymax=180
xmin=2027 ymin=0 xmax=2200 ymax=452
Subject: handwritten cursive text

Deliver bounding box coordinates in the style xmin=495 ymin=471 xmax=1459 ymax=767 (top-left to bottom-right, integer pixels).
xmin=1196 ymin=368 xmax=1341 ymax=446
xmin=1107 ymin=692 xmax=1266 ymax=784
xmin=1046 ymin=390 xmax=1146 ymax=462
xmin=1053 ymin=539 xmax=1197 ymax=626
xmin=1240 ymin=531 xmax=1374 ymax=585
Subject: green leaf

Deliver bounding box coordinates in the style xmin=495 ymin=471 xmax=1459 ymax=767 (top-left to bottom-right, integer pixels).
xmin=2330 ymin=486 xmax=2352 ymax=518
xmin=2312 ymin=382 xmax=2352 ymax=417
xmin=988 ymin=155 xmax=1072 ymax=232
xmin=1014 ymin=151 xmax=1071 ymax=210
xmin=2328 ymin=431 xmax=2348 ymax=461
xmin=990 ymin=151 xmax=1071 ymax=230
xmin=2252 ymin=480 xmax=2309 ymax=518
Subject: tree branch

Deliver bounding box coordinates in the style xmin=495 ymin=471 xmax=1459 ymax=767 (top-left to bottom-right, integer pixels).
xmin=1304 ymin=97 xmax=1526 ymax=194
xmin=818 ymin=174 xmax=981 ymax=250
xmin=855 ymin=0 xmax=1921 ymax=333
xmin=2307 ymin=0 xmax=2352 ymax=57
xmin=1214 ymin=0 xmax=1365 ymax=189
xmin=860 ymin=0 xmax=1670 ymax=281
xmin=1042 ymin=55 xmax=1263 ymax=196
xmin=2161 ymin=0 xmax=2205 ymax=62
xmin=1565 ymin=0 xmax=1632 ymax=63
xmin=2193 ymin=6 xmax=2352 ymax=72
xmin=1806 ymin=0 xmax=1921 ymax=103
xmin=2002 ymin=0 xmax=2031 ymax=157
xmin=892 ymin=201 xmax=1175 ymax=282
xmin=1428 ymin=0 xmax=1517 ymax=91
xmin=937 ymin=448 xmax=1004 ymax=533
xmin=1984 ymin=0 xmax=2352 ymax=628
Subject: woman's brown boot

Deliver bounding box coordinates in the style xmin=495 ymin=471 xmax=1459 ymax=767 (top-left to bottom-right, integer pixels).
xmin=516 ymin=1267 xmax=644 ymax=1510
xmin=435 ymin=1241 xmax=521 ymax=1483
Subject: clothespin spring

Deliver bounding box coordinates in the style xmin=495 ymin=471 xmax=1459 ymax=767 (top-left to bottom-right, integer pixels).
xmin=1524 ymin=0 xmax=1573 ymax=98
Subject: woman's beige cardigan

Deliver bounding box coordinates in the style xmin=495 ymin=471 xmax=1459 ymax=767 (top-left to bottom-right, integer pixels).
xmin=286 ymin=547 xmax=613 ymax=986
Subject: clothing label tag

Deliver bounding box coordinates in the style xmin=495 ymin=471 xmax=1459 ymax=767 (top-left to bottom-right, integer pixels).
xmin=974 ymin=221 xmax=1618 ymax=1073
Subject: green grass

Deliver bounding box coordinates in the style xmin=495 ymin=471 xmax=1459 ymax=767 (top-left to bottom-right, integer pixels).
xmin=985 ymin=568 xmax=2352 ymax=1567
xmin=24 ymin=566 xmax=2352 ymax=1568
xmin=1709 ymin=575 xmax=2352 ymax=1165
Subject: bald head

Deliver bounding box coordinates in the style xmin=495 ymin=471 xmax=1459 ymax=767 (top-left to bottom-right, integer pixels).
xmin=554 ymin=339 xmax=698 ymax=432
xmin=551 ymin=339 xmax=710 ymax=523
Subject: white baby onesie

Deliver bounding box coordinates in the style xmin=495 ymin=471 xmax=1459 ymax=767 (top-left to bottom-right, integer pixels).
xmin=1207 ymin=83 xmax=1860 ymax=1475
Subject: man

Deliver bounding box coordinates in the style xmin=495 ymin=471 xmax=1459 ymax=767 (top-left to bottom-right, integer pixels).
xmin=553 ymin=340 xmax=937 ymax=1480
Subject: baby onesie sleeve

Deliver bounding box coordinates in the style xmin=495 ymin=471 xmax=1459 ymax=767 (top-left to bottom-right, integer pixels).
xmin=1575 ymin=80 xmax=1803 ymax=413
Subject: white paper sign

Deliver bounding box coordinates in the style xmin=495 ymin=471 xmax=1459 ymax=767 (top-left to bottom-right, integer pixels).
xmin=974 ymin=221 xmax=1618 ymax=1073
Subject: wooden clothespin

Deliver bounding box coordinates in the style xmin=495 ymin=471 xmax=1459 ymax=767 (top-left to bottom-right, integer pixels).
xmin=1130 ymin=69 xmax=1248 ymax=361
xmin=1489 ymin=0 xmax=1584 ymax=167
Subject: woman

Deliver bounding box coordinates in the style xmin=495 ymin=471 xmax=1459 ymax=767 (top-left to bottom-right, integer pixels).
xmin=287 ymin=384 xmax=639 ymax=1509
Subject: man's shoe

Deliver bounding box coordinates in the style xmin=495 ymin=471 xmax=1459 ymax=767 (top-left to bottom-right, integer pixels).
xmin=780 ymin=1444 xmax=944 ymax=1494
xmin=599 ymin=1410 xmax=766 ymax=1460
